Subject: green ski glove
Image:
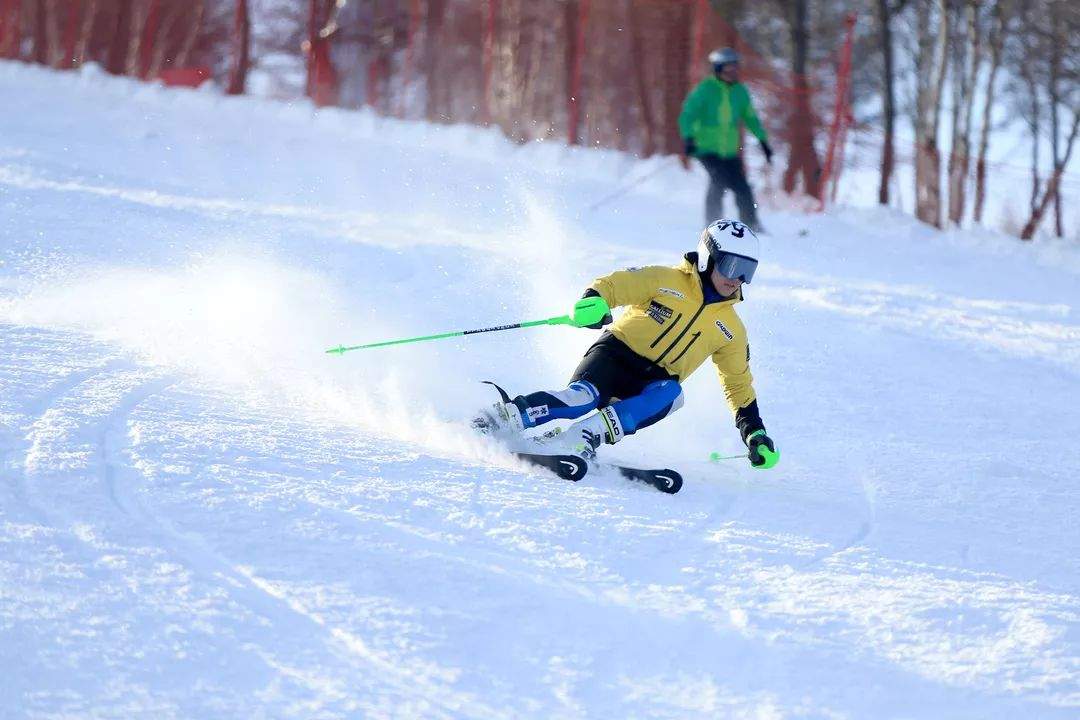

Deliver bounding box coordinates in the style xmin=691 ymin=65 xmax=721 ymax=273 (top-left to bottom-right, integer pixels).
xmin=746 ymin=430 xmax=779 ymax=469
xmin=571 ymin=292 xmax=612 ymax=329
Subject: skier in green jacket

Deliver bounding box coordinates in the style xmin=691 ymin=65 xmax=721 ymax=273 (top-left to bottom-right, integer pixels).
xmin=679 ymin=48 xmax=772 ymax=232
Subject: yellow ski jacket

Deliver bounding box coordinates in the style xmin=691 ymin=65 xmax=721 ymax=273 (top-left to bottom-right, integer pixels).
xmin=589 ymin=255 xmax=756 ymax=416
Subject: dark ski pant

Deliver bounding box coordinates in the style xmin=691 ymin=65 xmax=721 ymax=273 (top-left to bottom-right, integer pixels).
xmin=697 ymin=154 xmax=760 ymax=230
xmin=516 ymin=333 xmax=684 ymax=435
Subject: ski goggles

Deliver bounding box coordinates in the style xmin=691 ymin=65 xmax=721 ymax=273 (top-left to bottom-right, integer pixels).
xmin=714 ymin=252 xmax=758 ymax=283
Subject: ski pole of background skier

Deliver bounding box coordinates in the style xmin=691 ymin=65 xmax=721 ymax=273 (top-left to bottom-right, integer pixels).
xmin=586 ymin=162 xmax=671 ymax=212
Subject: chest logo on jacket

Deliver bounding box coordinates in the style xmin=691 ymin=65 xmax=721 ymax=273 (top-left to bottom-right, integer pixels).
xmin=658 ymin=287 xmax=686 ymax=300
xmin=647 ymin=301 xmax=674 ymax=324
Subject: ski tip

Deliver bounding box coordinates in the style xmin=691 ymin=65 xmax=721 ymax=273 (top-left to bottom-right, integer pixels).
xmin=612 ymin=465 xmax=683 ymax=494
xmin=653 ymin=470 xmax=683 ymax=494
xmin=514 ymin=452 xmax=588 ymax=482
xmin=561 ymin=459 xmax=588 ymax=482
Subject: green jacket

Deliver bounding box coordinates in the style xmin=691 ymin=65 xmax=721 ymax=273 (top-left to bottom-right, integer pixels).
xmin=678 ymin=77 xmax=768 ymax=157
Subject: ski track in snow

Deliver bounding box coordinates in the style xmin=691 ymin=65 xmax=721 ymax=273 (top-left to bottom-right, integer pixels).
xmin=2 ymin=61 xmax=1079 ymax=718
xmin=757 ymin=277 xmax=1080 ymax=376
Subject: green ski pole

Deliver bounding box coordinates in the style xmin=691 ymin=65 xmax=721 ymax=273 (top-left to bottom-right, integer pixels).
xmin=709 ymin=452 xmax=748 ymax=462
xmin=326 ymin=297 xmax=609 ymax=355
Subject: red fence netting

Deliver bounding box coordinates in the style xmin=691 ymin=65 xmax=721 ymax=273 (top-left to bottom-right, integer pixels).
xmin=3 ymin=0 xmax=863 ymax=206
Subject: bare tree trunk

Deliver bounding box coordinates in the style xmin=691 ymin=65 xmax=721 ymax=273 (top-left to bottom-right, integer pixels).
xmin=148 ymin=1 xmax=181 ymax=77
xmin=627 ymin=0 xmax=656 ymax=157
xmin=783 ymin=0 xmax=821 ymax=197
xmin=1021 ymin=110 xmax=1079 ymax=240
xmin=0 ymin=0 xmax=23 ymax=60
xmin=563 ymin=0 xmax=580 ymax=141
xmin=516 ymin=4 xmax=537 ymax=132
xmin=306 ymin=0 xmax=339 ymax=107
xmin=1016 ymin=1 xmax=1043 ymax=217
xmin=1024 ymin=81 xmax=1042 ymax=213
xmin=44 ymin=0 xmax=65 ymax=67
xmin=73 ymin=0 xmax=99 ymax=67
xmin=124 ymin=0 xmax=149 ymax=77
xmin=876 ymin=0 xmax=897 ymax=205
xmin=662 ymin=2 xmax=692 ymax=155
xmin=104 ymin=0 xmax=131 ymax=75
xmin=488 ymin=0 xmax=513 ymax=132
xmin=1047 ymin=6 xmax=1064 ymax=237
xmin=227 ymin=0 xmax=249 ymax=95
xmin=973 ymin=0 xmax=1004 ymax=225
xmin=947 ymin=0 xmax=980 ymax=227
xmin=58 ymin=0 xmax=81 ymax=68
xmin=564 ymin=0 xmax=584 ymax=145
xmin=914 ymin=0 xmax=949 ymax=228
xmin=535 ymin=6 xmax=560 ymax=140
xmin=32 ymin=0 xmax=48 ymax=64
xmin=423 ymin=0 xmax=447 ymax=122
xmin=173 ymin=0 xmax=204 ymax=69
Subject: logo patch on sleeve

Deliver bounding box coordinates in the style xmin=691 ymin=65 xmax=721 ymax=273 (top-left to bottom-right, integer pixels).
xmin=658 ymin=287 xmax=686 ymax=299
xmin=715 ymin=320 xmax=734 ymax=340
xmin=527 ymin=405 xmax=549 ymax=420
xmin=647 ymin=301 xmax=674 ymax=324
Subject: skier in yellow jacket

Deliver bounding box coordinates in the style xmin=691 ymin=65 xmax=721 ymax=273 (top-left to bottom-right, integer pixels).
xmin=478 ymin=219 xmax=779 ymax=469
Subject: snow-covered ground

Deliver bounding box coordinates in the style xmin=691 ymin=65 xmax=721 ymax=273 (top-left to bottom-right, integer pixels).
xmin=1 ymin=61 xmax=1078 ymax=719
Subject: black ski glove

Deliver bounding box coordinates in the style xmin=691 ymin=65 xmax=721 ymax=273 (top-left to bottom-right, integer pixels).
xmin=746 ymin=430 xmax=779 ymax=469
xmin=760 ymin=140 xmax=774 ymax=165
xmin=578 ymin=288 xmax=612 ymax=329
xmin=683 ymin=137 xmax=697 ymax=157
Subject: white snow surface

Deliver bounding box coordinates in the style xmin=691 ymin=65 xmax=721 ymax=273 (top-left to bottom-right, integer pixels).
xmin=1 ymin=61 xmax=1079 ymax=719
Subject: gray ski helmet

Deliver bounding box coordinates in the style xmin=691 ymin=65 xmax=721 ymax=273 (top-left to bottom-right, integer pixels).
xmin=697 ymin=219 xmax=760 ymax=283
xmin=708 ymin=47 xmax=740 ymax=71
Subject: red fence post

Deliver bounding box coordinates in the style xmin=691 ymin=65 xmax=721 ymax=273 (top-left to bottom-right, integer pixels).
xmin=830 ymin=107 xmax=854 ymax=205
xmin=367 ymin=58 xmax=381 ymax=110
xmin=566 ymin=0 xmax=589 ymax=145
xmin=817 ymin=12 xmax=857 ymax=208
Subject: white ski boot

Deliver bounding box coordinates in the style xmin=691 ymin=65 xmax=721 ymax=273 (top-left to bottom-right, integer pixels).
xmin=472 ymin=399 xmax=528 ymax=436
xmin=534 ymin=407 xmax=623 ymax=464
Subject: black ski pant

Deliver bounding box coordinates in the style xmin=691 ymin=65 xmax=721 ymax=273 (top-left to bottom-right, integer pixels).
xmin=697 ymin=154 xmax=760 ymax=230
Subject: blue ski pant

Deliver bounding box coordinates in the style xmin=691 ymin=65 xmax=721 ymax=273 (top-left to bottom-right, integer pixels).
xmin=514 ymin=333 xmax=685 ymax=436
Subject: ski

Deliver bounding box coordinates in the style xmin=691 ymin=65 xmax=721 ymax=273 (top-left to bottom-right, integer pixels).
xmin=605 ymin=465 xmax=683 ymax=494
xmin=474 ymin=381 xmax=680 ymax=493
xmin=513 ymin=452 xmax=589 ymax=482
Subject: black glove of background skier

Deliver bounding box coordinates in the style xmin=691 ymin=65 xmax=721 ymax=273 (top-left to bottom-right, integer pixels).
xmin=579 ymin=288 xmax=612 ymax=329
xmin=760 ymin=140 xmax=774 ymax=165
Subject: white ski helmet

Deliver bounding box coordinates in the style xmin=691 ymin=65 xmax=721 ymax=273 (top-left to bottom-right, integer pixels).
xmin=708 ymin=47 xmax=740 ymax=70
xmin=696 ymin=219 xmax=760 ymax=283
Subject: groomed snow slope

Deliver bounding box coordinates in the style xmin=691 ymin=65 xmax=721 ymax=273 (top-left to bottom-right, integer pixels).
xmin=1 ymin=62 xmax=1078 ymax=719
